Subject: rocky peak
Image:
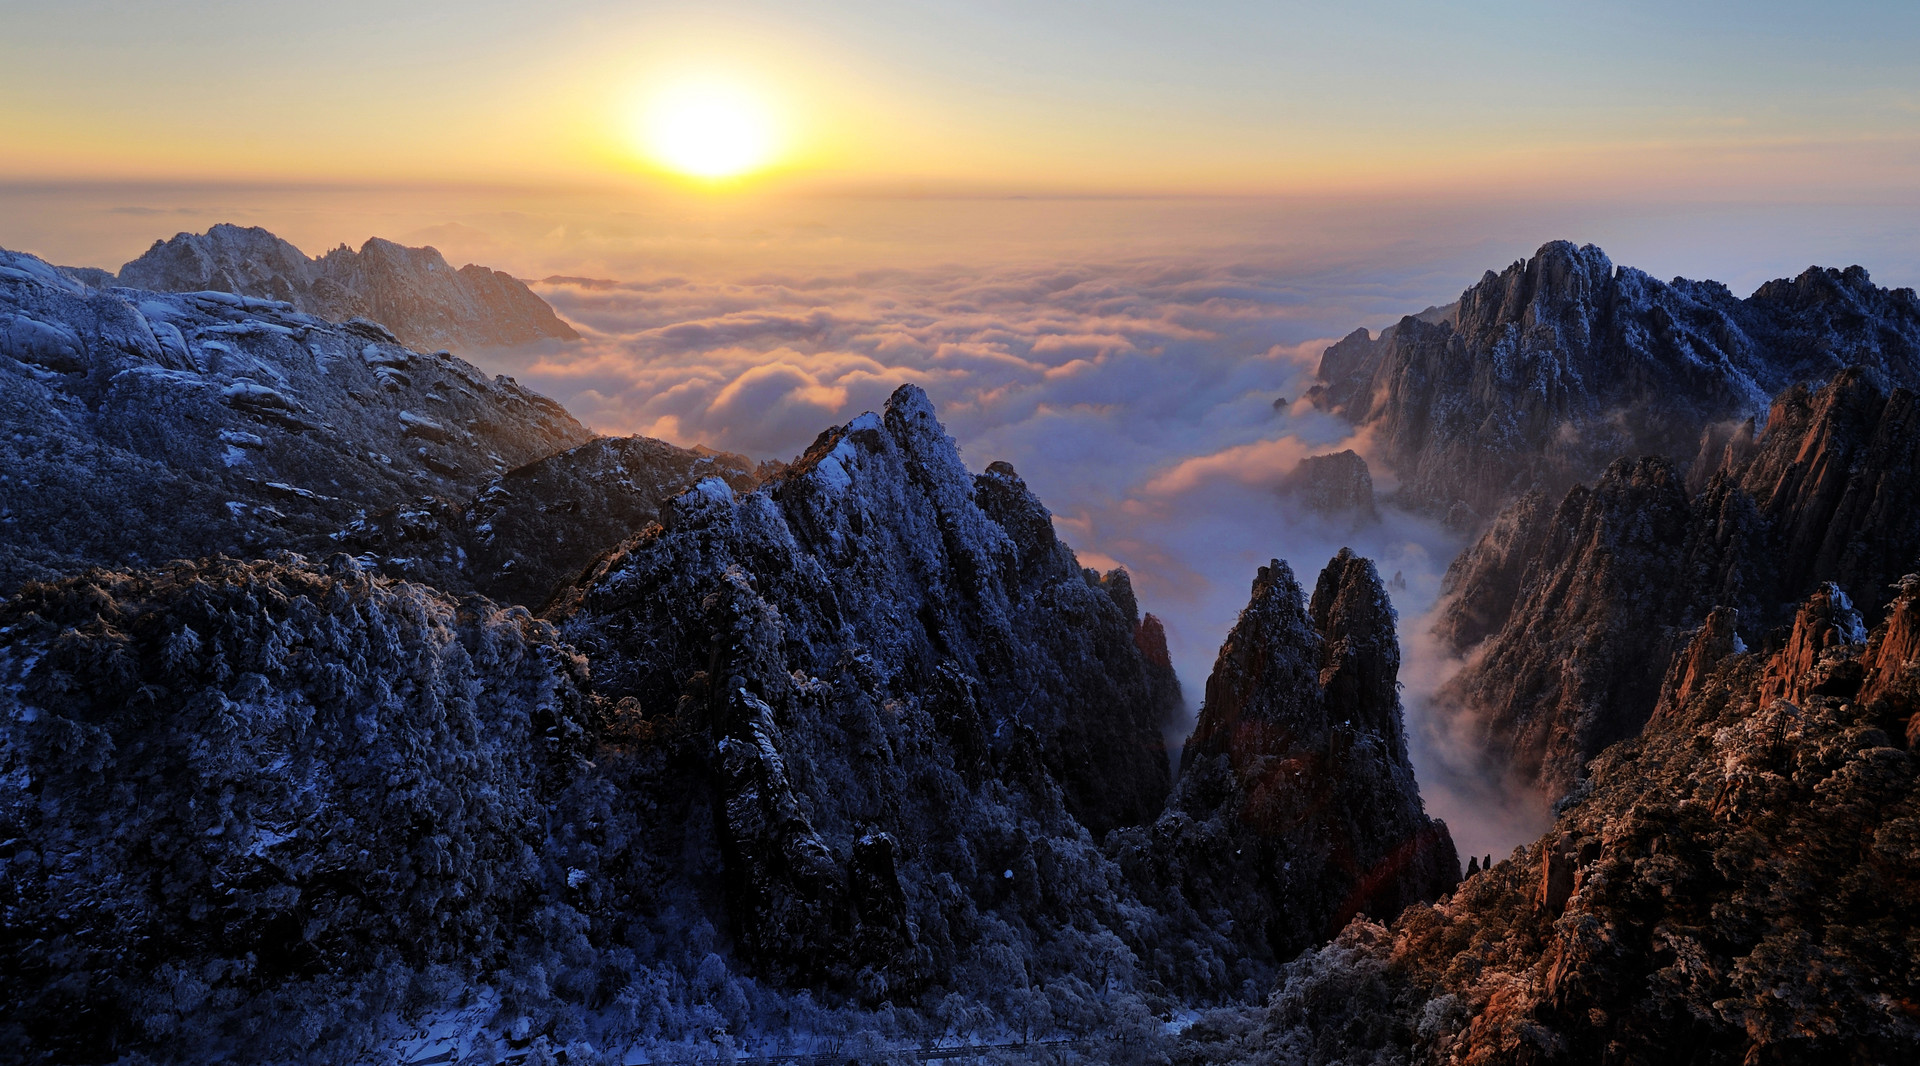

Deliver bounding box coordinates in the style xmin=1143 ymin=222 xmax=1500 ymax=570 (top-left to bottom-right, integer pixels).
xmin=550 ymin=384 xmax=1180 ymax=987
xmin=1651 ymin=605 xmax=1742 ymax=724
xmin=1242 ymin=574 xmax=1920 ymax=1066
xmin=1437 ymin=368 xmax=1920 ymax=800
xmin=1281 ymin=449 xmax=1380 ymax=524
xmin=1454 ymin=240 xmax=1613 ymax=353
xmin=1306 ymin=240 xmax=1920 ymax=526
xmin=1152 ymin=550 xmax=1456 ymax=967
xmin=0 ymin=244 xmax=590 ymax=594
xmin=1861 ymin=576 xmax=1920 ymax=719
xmin=118 ymin=223 xmax=314 ymax=303
xmin=1309 ymin=547 xmax=1404 ymax=751
xmin=1760 ymin=582 xmax=1870 ymax=705
xmin=117 ymin=225 xmax=578 ymax=352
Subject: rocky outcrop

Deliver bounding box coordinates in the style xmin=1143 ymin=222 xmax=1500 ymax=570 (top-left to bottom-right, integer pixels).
xmin=550 ymin=386 xmax=1183 ymax=991
xmin=118 ymin=224 xmax=580 ymax=352
xmin=1280 ymin=449 xmax=1380 ymax=524
xmin=1196 ymin=577 xmax=1920 ymax=1066
xmin=0 ymin=555 xmax=595 ymax=1063
xmin=1309 ymin=240 xmax=1920 ymax=526
xmin=1438 ymin=369 xmax=1920 ymax=798
xmin=1436 ymin=456 xmax=1696 ymax=795
xmin=1716 ymin=370 xmax=1920 ymax=620
xmin=0 ymin=245 xmax=591 ymax=593
xmin=334 ymin=435 xmax=760 ymax=609
xmin=1127 ymin=551 xmax=1457 ymax=969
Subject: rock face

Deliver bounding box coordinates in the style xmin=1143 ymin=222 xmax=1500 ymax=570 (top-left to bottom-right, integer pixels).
xmin=118 ymin=224 xmax=580 ymax=352
xmin=550 ymin=386 xmax=1183 ymax=990
xmin=0 ymin=348 xmax=1484 ymax=1062
xmin=1130 ymin=551 xmax=1457 ymax=968
xmin=1437 ymin=368 xmax=1920 ymax=797
xmin=1197 ymin=577 xmax=1920 ymax=1066
xmin=334 ymin=435 xmax=760 ymax=609
xmin=0 ymin=556 xmax=595 ymax=1062
xmin=1309 ymin=240 xmax=1920 ymax=526
xmin=0 ymin=245 xmax=591 ymax=593
xmin=1280 ymin=449 xmax=1380 ymax=524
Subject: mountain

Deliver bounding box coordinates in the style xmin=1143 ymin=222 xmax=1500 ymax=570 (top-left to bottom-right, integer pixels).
xmin=0 ymin=245 xmax=592 ymax=594
xmin=0 ymin=366 xmax=1469 ymax=1062
xmin=0 ymin=555 xmax=598 ymax=1063
xmin=1181 ymin=576 xmax=1920 ymax=1065
xmin=334 ymin=435 xmax=762 ymax=609
xmin=117 ymin=224 xmax=580 ymax=352
xmin=1309 ymin=240 xmax=1920 ymax=526
xmin=1279 ymin=449 xmax=1380 ymax=525
xmin=547 ymin=385 xmax=1186 ymax=991
xmin=1116 ymin=551 xmax=1457 ymax=969
xmin=1435 ymin=368 xmax=1920 ymax=798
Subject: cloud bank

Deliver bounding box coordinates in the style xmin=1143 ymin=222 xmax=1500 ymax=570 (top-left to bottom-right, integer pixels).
xmin=463 ymin=249 xmax=1548 ymax=859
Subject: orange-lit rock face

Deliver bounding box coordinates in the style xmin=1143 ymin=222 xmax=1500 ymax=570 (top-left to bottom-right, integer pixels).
xmin=1243 ymin=576 xmax=1920 ymax=1065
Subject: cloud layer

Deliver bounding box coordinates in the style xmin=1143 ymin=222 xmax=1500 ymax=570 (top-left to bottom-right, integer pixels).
xmin=472 ymin=250 xmax=1539 ymax=855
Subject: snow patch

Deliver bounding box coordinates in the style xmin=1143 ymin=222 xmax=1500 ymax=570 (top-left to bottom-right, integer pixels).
xmin=221 ymin=380 xmax=297 ymax=409
xmin=691 ymin=476 xmax=735 ymax=506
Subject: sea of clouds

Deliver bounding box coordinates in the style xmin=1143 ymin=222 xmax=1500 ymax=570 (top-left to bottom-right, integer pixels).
xmin=23 ymin=183 xmax=1912 ymax=860
xmin=477 ymin=245 xmax=1548 ymax=860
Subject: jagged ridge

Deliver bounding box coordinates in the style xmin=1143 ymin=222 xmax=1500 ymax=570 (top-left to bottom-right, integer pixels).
xmin=1192 ymin=576 xmax=1920 ymax=1064
xmin=1438 ymin=368 xmax=1920 ymax=797
xmin=1116 ymin=550 xmax=1457 ymax=970
xmin=1310 ymin=240 xmax=1920 ymax=525
xmin=117 ymin=224 xmax=580 ymax=352
xmin=0 ymin=245 xmax=592 ymax=594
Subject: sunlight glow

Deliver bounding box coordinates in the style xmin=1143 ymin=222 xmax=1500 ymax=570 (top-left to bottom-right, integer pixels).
xmin=638 ymin=79 xmax=779 ymax=180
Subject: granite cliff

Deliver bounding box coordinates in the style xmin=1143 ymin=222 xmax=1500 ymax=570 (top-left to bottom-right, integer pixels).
xmin=1310 ymin=240 xmax=1920 ymax=526
xmin=1178 ymin=576 xmax=1920 ymax=1065
xmin=1117 ymin=551 xmax=1457 ymax=971
xmin=1436 ymin=368 xmax=1920 ymax=798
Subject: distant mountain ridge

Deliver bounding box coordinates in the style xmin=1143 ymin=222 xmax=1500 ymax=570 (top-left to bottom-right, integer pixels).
xmin=0 ymin=245 xmax=594 ymax=593
xmin=1311 ymin=240 xmax=1920 ymax=526
xmin=115 ymin=223 xmax=580 ymax=353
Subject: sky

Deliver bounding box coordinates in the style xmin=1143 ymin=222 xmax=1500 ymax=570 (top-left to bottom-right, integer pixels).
xmin=4 ymin=1 xmax=1919 ymax=196
xmin=6 ymin=1 xmax=1920 ymax=858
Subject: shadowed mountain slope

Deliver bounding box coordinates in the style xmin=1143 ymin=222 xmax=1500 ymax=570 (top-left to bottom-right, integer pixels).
xmin=334 ymin=435 xmax=761 ymax=610
xmin=1437 ymin=367 xmax=1920 ymax=798
xmin=1120 ymin=551 xmax=1456 ymax=971
xmin=1182 ymin=576 xmax=1920 ymax=1065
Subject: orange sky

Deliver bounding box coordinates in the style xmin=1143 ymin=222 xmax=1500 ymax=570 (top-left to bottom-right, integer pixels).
xmin=4 ymin=2 xmax=1918 ymax=199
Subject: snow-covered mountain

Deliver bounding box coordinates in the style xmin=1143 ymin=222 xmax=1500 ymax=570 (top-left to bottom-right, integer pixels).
xmin=1310 ymin=240 xmax=1920 ymax=526
xmin=116 ymin=224 xmax=580 ymax=352
xmin=0 ymin=246 xmax=591 ymax=592
xmin=5 ymin=229 xmax=1920 ymax=1066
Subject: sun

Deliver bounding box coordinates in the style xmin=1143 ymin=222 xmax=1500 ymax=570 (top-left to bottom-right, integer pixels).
xmin=638 ymin=79 xmax=778 ymax=180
